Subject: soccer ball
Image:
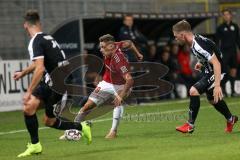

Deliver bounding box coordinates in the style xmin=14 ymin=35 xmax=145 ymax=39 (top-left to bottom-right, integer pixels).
xmin=64 ymin=129 xmax=82 ymax=141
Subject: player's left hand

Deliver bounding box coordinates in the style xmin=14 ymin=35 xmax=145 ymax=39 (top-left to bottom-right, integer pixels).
xmin=23 ymin=91 xmax=31 ymax=105
xmin=113 ymin=95 xmax=123 ymax=106
xmin=194 ymin=62 xmax=202 ymax=72
xmin=213 ymin=85 xmax=223 ymax=103
xmin=13 ymin=71 xmax=23 ymax=80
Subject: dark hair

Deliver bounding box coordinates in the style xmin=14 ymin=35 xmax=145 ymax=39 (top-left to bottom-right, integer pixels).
xmin=99 ymin=34 xmax=115 ymax=42
xmin=222 ymin=8 xmax=232 ymax=15
xmin=172 ymin=20 xmax=192 ymax=32
xmin=124 ymin=14 xmax=133 ymax=19
xmin=24 ymin=9 xmax=40 ymax=25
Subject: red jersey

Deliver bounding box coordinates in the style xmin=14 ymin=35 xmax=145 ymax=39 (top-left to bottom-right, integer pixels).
xmin=177 ymin=50 xmax=192 ymax=75
xmin=103 ymin=42 xmax=130 ymax=85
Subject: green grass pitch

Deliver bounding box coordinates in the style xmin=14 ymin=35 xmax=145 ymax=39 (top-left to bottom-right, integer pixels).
xmin=0 ymin=97 xmax=239 ymax=160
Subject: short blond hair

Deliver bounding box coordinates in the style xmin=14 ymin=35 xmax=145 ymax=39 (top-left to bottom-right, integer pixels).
xmin=99 ymin=34 xmax=115 ymax=43
xmin=172 ymin=20 xmax=192 ymax=32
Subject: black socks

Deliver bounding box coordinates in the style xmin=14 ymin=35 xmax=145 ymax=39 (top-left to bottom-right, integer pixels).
xmin=51 ymin=118 xmax=82 ymax=130
xmin=188 ymin=96 xmax=200 ymax=125
xmin=24 ymin=114 xmax=39 ymax=144
xmin=213 ymin=100 xmax=232 ymax=120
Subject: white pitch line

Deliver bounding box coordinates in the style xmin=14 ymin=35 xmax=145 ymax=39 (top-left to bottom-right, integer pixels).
xmin=0 ymin=101 xmax=239 ymax=136
xmin=94 ymin=101 xmax=239 ymax=122
xmin=0 ymin=127 xmax=50 ymax=136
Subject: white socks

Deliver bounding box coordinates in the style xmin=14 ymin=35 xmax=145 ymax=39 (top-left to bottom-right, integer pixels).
xmin=111 ymin=106 xmax=124 ymax=132
xmin=228 ymin=116 xmax=233 ymax=122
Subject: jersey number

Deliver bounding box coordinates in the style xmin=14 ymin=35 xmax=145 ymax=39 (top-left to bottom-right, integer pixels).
xmin=51 ymin=40 xmax=60 ymax=48
xmin=44 ymin=35 xmax=60 ymax=49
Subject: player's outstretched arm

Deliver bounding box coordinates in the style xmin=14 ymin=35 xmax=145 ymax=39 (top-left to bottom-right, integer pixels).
xmin=120 ymin=40 xmax=143 ymax=61
xmin=209 ymin=53 xmax=223 ymax=103
xmin=13 ymin=62 xmax=36 ymax=80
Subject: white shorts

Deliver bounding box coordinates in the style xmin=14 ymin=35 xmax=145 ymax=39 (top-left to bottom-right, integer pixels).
xmin=89 ymin=81 xmax=125 ymax=106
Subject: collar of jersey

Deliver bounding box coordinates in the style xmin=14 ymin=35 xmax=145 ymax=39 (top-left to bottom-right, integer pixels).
xmin=33 ymin=32 xmax=43 ymax=38
xmin=191 ymin=34 xmax=196 ymax=48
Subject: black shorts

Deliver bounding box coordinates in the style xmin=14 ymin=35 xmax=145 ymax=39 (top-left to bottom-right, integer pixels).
xmin=32 ymin=82 xmax=63 ymax=118
xmin=222 ymin=50 xmax=238 ymax=69
xmin=193 ymin=72 xmax=226 ymax=101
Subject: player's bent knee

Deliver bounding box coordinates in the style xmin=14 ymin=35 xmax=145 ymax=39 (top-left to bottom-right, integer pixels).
xmin=23 ymin=105 xmax=37 ymax=116
xmin=81 ymin=99 xmax=97 ymax=112
xmin=43 ymin=116 xmax=56 ymax=127
xmin=23 ymin=96 xmax=40 ymax=115
xmin=189 ymin=87 xmax=200 ymax=96
xmin=87 ymin=99 xmax=97 ymax=107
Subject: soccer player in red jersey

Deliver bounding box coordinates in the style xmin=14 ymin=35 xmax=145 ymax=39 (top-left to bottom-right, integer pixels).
xmin=78 ymin=34 xmax=143 ymax=139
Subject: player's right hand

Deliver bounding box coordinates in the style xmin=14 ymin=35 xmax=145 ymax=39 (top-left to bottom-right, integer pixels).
xmin=194 ymin=62 xmax=202 ymax=72
xmin=23 ymin=91 xmax=31 ymax=105
xmin=112 ymin=95 xmax=123 ymax=106
xmin=13 ymin=71 xmax=23 ymax=80
xmin=137 ymin=54 xmax=143 ymax=61
xmin=213 ymin=85 xmax=223 ymax=103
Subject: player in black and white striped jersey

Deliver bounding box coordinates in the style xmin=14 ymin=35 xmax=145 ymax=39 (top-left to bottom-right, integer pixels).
xmin=14 ymin=10 xmax=91 ymax=158
xmin=172 ymin=20 xmax=238 ymax=134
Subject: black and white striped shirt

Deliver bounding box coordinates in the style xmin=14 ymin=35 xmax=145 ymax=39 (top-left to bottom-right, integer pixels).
xmin=28 ymin=32 xmax=66 ymax=74
xmin=191 ymin=34 xmax=225 ymax=74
